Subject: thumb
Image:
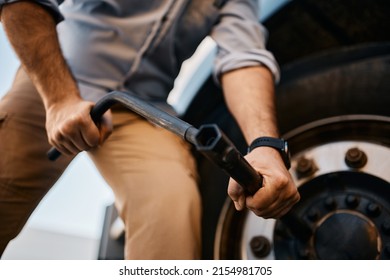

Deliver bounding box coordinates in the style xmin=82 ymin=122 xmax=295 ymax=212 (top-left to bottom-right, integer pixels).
xmin=227 ymin=179 xmax=246 ymax=211
xmin=98 ymin=109 xmax=113 ymax=144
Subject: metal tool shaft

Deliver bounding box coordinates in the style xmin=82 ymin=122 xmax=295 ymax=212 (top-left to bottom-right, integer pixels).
xmin=47 ymin=91 xmax=262 ymax=195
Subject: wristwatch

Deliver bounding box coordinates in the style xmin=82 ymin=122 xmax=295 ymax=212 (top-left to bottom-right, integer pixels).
xmin=247 ymin=137 xmax=291 ymax=169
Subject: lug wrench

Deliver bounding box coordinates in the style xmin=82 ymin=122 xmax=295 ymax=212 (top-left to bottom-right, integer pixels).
xmin=47 ymin=90 xmax=262 ymax=196
xmin=47 ymin=90 xmax=314 ymax=241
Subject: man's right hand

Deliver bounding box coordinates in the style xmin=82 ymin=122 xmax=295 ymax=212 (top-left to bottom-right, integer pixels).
xmin=46 ymin=97 xmax=113 ymax=156
xmin=1 ymin=2 xmax=113 ymax=156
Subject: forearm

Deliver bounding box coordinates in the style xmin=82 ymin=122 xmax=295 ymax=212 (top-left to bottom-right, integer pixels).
xmin=224 ymin=65 xmax=299 ymax=218
xmin=1 ymin=1 xmax=80 ymax=110
xmin=221 ymin=65 xmax=279 ymax=144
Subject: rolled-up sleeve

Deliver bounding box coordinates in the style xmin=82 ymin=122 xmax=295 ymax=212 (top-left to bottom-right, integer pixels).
xmin=211 ymin=0 xmax=280 ymax=83
xmin=0 ymin=0 xmax=64 ymax=23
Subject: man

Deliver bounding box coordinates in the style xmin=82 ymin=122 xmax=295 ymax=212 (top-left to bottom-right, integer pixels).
xmin=0 ymin=0 xmax=299 ymax=259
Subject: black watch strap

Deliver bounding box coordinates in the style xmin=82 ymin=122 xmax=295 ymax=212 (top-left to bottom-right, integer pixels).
xmin=247 ymin=137 xmax=291 ymax=169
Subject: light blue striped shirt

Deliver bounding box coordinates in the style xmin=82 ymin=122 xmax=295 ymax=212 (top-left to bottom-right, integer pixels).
xmin=0 ymin=0 xmax=280 ymax=103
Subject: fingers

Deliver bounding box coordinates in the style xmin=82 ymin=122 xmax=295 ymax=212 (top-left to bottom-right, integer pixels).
xmin=98 ymin=110 xmax=113 ymax=144
xmin=227 ymin=147 xmax=300 ymax=219
xmin=49 ymin=111 xmax=98 ymax=154
xmin=50 ymin=124 xmax=98 ymax=156
xmin=247 ymin=187 xmax=300 ymax=219
xmin=227 ymin=179 xmax=246 ymax=211
xmin=47 ymin=101 xmax=113 ymax=156
xmin=245 ymin=171 xmax=300 ymax=218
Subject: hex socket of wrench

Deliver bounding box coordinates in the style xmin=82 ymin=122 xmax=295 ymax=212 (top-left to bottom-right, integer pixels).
xmin=195 ymin=124 xmax=263 ymax=196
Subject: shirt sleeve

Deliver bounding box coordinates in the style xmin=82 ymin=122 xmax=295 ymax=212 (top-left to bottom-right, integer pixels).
xmin=0 ymin=0 xmax=64 ymax=23
xmin=210 ymin=0 xmax=280 ymax=83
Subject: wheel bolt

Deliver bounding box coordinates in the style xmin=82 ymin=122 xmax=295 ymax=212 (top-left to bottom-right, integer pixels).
xmin=345 ymin=147 xmax=367 ymax=169
xmin=296 ymin=157 xmax=317 ymax=178
xmin=345 ymin=195 xmax=360 ymax=208
xmin=250 ymin=236 xmax=271 ymax=258
xmin=324 ymin=197 xmax=337 ymax=210
xmin=307 ymin=208 xmax=320 ymax=222
xmin=382 ymin=221 xmax=390 ymax=235
xmin=366 ymin=203 xmax=381 ymax=217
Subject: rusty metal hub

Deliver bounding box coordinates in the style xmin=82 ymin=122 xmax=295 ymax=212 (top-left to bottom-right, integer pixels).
xmin=274 ymin=171 xmax=390 ymax=259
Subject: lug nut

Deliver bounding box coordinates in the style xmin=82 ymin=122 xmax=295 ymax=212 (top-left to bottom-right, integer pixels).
xmin=307 ymin=208 xmax=320 ymax=222
xmin=296 ymin=157 xmax=317 ymax=178
xmin=250 ymin=236 xmax=271 ymax=258
xmin=324 ymin=197 xmax=337 ymax=210
xmin=345 ymin=147 xmax=367 ymax=169
xmin=366 ymin=203 xmax=381 ymax=217
xmin=382 ymin=221 xmax=390 ymax=235
xmin=345 ymin=195 xmax=360 ymax=208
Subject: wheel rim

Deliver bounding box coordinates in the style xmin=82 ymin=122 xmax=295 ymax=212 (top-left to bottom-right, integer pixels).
xmin=214 ymin=115 xmax=390 ymax=259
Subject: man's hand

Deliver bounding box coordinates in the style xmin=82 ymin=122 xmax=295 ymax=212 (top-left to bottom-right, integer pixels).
xmin=46 ymin=97 xmax=113 ymax=156
xmin=227 ymin=146 xmax=300 ymax=219
xmin=1 ymin=2 xmax=113 ymax=156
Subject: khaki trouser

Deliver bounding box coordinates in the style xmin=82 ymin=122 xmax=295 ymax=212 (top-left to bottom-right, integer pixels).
xmin=0 ymin=68 xmax=201 ymax=259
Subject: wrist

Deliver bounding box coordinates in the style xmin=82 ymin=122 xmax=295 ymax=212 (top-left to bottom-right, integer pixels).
xmin=45 ymin=93 xmax=82 ymax=111
xmin=248 ymin=136 xmax=291 ymax=169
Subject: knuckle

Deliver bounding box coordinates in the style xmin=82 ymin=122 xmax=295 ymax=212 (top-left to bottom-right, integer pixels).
xmin=53 ymin=129 xmax=65 ymax=141
xmin=227 ymin=182 xmax=241 ymax=197
xmin=274 ymin=172 xmax=290 ymax=187
xmin=293 ymin=192 xmax=301 ymax=203
xmin=59 ymin=118 xmax=78 ymax=135
xmin=227 ymin=187 xmax=238 ymax=198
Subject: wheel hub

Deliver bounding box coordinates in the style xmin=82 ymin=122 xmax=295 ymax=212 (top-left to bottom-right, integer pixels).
xmin=314 ymin=211 xmax=379 ymax=259
xmin=274 ymin=170 xmax=390 ymax=260
xmin=275 ymin=171 xmax=390 ymax=260
xmin=214 ymin=117 xmax=390 ymax=260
